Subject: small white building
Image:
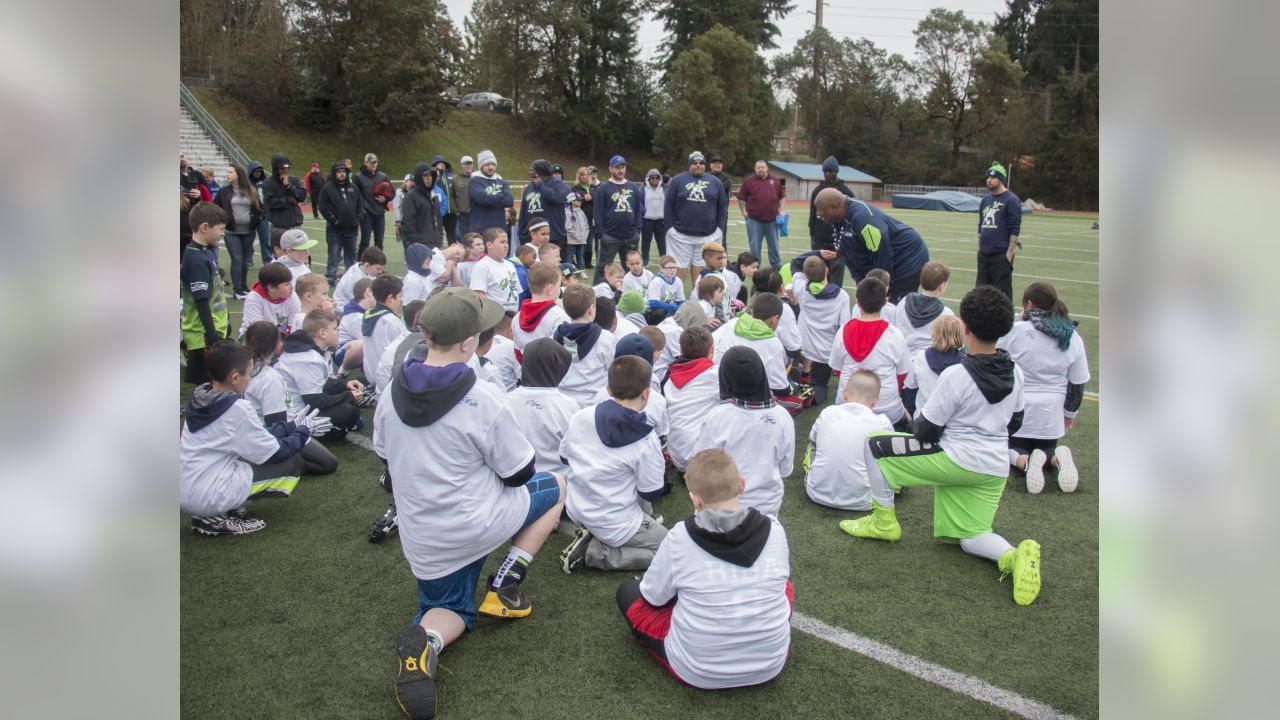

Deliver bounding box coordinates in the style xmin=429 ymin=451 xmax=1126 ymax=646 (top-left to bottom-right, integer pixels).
xmin=766 ymin=161 xmax=881 ymax=203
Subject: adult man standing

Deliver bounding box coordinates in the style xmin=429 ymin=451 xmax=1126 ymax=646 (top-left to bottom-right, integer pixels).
xmin=353 ymin=152 xmax=391 ymax=253
xmin=453 ymin=155 xmax=474 ymax=240
xmin=262 ymin=153 xmax=306 ymax=231
xmin=976 ymin=162 xmax=1022 ymax=301
xmin=518 ymin=159 xmax=574 ymax=255
xmin=305 ymin=162 xmax=325 ymax=219
xmin=592 ymin=155 xmax=643 ymax=283
xmin=664 ymin=151 xmax=729 ymax=284
xmin=180 ymin=153 xmax=210 ymax=203
xmin=708 ymin=154 xmax=732 ymax=198
xmin=807 ymin=155 xmax=853 ymax=286
xmin=468 ymin=149 xmax=513 ymax=237
xmin=737 ymin=160 xmax=785 ymax=268
xmin=317 ymin=161 xmax=363 ymax=281
xmin=432 ymin=155 xmax=458 ymax=243
xmin=814 ymin=187 xmax=929 ymax=302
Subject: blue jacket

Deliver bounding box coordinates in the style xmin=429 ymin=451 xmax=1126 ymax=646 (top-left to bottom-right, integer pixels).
xmin=593 ymin=179 xmax=643 ymax=240
xmin=833 ymin=197 xmax=929 ymax=280
xmin=518 ymin=175 xmax=573 ymax=243
xmin=468 ymin=174 xmax=513 ymax=235
xmin=665 ymin=171 xmax=728 ymax=237
xmin=978 ymin=190 xmax=1022 ymax=253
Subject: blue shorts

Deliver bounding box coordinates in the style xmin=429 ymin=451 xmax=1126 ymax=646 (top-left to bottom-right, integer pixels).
xmin=333 ymin=341 xmax=349 ymax=369
xmin=414 ymin=472 xmax=561 ymax=629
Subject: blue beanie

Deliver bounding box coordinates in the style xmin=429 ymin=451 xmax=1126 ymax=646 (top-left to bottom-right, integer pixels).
xmin=614 ymin=333 xmax=654 ymax=365
xmin=821 ymin=156 xmax=839 ymax=173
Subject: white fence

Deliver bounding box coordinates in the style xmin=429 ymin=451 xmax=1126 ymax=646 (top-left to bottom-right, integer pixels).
xmin=881 ymin=184 xmax=986 ymax=200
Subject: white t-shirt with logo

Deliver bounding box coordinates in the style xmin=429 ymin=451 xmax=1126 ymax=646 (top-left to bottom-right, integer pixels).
xmin=508 ymin=386 xmax=579 ymax=480
xmin=244 ymin=365 xmax=288 ymax=422
xmin=486 ymin=334 xmax=520 ymax=391
xmin=470 ymin=255 xmax=522 ymax=311
xmin=276 ymin=346 xmax=333 ymax=413
xmin=805 ymin=402 xmax=893 ymax=510
xmin=712 ymin=318 xmax=789 ymax=393
xmin=559 ymin=329 xmax=617 ymax=407
xmin=923 ymin=362 xmax=1025 ymax=476
xmin=239 ymin=291 xmax=300 ymax=339
xmin=998 ymin=321 xmax=1090 ymax=439
xmin=639 ymin=518 xmax=791 ymax=690
xmin=180 ymin=399 xmax=282 ymax=517
xmin=827 ymin=320 xmax=910 ymax=422
xmin=559 ymin=405 xmax=664 ymax=546
xmin=661 ymin=364 xmax=721 ymax=470
xmin=622 ymin=269 xmax=654 ymax=294
xmin=646 ymin=275 xmax=686 ymax=306
xmin=692 ymin=402 xmax=794 ymax=518
xmin=374 ymin=375 xmax=536 ymax=580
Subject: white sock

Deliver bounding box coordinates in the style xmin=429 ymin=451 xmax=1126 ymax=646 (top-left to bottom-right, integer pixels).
xmin=960 ymin=532 xmax=1015 ymax=563
xmin=864 ymin=440 xmax=895 ymax=508
xmin=1008 ymin=448 xmax=1022 ymax=467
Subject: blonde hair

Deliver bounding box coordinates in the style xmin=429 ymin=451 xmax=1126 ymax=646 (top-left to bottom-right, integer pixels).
xmin=931 ymin=314 xmax=964 ymax=352
xmin=686 ymin=449 xmax=742 ymax=504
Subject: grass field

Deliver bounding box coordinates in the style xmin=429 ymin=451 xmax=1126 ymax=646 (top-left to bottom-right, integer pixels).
xmin=180 ymin=206 xmax=1099 ymax=719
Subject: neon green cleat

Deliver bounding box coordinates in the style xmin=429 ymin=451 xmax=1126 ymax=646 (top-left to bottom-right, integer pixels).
xmin=838 ymin=501 xmax=901 ymax=542
xmin=999 ymin=539 xmax=1042 ymax=606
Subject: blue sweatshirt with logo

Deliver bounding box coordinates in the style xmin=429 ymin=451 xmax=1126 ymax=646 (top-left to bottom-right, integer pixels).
xmin=833 ymin=197 xmax=929 ymax=280
xmin=468 ymin=174 xmax=513 ymax=235
xmin=518 ymin=176 xmax=574 ymax=244
xmin=664 ymin=171 xmax=728 ymax=237
xmin=977 ymin=190 xmax=1022 ymax=253
xmin=593 ymin=179 xmax=643 ymax=240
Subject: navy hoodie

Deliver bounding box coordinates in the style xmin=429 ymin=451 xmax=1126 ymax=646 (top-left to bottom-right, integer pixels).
xmin=468 ymin=173 xmax=513 ymax=235
xmin=833 ymin=197 xmax=928 ymax=281
xmin=184 ymin=384 xmax=307 ymax=463
xmin=553 ymin=321 xmax=603 ymax=360
xmin=519 ymin=175 xmax=573 ymax=243
xmin=594 ymin=399 xmax=654 ymax=448
xmin=593 ymin=179 xmax=643 ymax=240
xmin=978 ymin=189 xmax=1023 ymax=253
xmin=664 ymin=171 xmax=728 ymax=237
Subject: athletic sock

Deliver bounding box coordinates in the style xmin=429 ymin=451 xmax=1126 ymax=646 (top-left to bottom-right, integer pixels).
xmin=863 ymin=441 xmax=896 ymax=508
xmin=423 ymin=629 xmax=445 ymax=655
xmin=491 ymin=547 xmax=534 ymax=589
xmin=1008 ymin=448 xmax=1021 ymax=468
xmin=960 ymin=532 xmax=1016 ymax=563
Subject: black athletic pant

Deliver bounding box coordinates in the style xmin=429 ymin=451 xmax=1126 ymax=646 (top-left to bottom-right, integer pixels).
xmin=976 ymin=251 xmax=1013 ymax=303
xmin=251 ymin=452 xmax=304 ymax=481
xmin=888 ymin=271 xmax=921 ymax=304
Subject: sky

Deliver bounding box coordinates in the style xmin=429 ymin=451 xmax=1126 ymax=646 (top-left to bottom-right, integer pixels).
xmin=442 ymin=0 xmax=1011 ymax=65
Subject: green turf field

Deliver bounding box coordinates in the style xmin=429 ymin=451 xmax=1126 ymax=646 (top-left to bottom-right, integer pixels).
xmin=181 ymin=205 xmax=1099 ymax=719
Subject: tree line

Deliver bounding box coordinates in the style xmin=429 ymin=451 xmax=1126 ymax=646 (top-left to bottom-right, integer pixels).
xmin=180 ymin=0 xmax=1097 ymax=209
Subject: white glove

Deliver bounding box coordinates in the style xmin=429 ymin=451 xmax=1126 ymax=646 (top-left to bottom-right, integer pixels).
xmin=299 ymin=407 xmax=334 ymax=436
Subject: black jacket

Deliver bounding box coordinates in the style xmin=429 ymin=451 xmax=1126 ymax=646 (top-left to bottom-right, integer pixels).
xmin=262 ymin=153 xmax=307 ymax=228
xmin=353 ymin=166 xmax=390 ymax=215
xmin=401 ymin=163 xmax=444 ymax=248
xmin=808 ymin=180 xmax=853 ymax=250
xmin=317 ymin=162 xmax=363 ymax=231
xmin=213 ymin=185 xmax=264 ymax=233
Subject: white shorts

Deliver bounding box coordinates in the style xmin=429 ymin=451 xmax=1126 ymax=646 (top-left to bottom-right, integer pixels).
xmin=665 ymin=227 xmax=721 ymax=268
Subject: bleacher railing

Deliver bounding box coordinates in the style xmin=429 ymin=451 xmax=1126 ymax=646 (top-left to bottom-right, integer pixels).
xmin=180 ymin=82 xmax=251 ymax=170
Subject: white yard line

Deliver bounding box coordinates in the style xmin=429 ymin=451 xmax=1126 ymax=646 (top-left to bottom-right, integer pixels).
xmin=926 ymin=246 xmax=1098 ymax=266
xmin=944 ymin=266 xmax=1098 ymax=286
xmin=346 ymin=432 xmax=377 ymax=453
xmin=790 ymin=613 xmax=1078 ymax=720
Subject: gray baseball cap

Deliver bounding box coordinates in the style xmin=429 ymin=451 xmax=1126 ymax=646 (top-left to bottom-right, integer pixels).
xmin=418 ymin=287 xmax=504 ymax=345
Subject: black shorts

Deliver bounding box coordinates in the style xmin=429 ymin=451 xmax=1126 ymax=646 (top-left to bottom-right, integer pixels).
xmin=1009 ymin=436 xmax=1058 ymax=456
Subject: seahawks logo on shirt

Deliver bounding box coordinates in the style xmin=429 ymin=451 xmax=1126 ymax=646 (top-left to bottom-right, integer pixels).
xmin=611 ymin=188 xmax=633 ymax=213
xmin=981 ymin=202 xmax=1002 ymax=229
xmin=684 ymin=180 xmax=710 ymax=202
xmin=484 ymin=183 xmax=504 ymax=196
xmin=526 ymin=192 xmax=543 ymax=213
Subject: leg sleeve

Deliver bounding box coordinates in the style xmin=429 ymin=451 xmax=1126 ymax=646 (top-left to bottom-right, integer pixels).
xmin=300 ymin=438 xmax=338 ymax=475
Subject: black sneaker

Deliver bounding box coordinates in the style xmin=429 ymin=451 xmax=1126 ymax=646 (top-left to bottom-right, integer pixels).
xmin=369 ymin=500 xmax=398 ymax=543
xmin=192 ymin=512 xmax=266 ymax=536
xmin=478 ymin=577 xmax=533 ymax=618
xmin=559 ymin=527 xmax=592 ymax=574
xmin=379 ymin=472 xmax=392 ymax=492
xmin=394 ymin=625 xmax=437 ymax=720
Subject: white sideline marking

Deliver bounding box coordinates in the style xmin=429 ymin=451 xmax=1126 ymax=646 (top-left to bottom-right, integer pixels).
xmin=790 ymin=613 xmax=1078 ymax=720
xmin=945 ymin=266 xmax=1099 ymax=285
xmin=927 ymin=246 xmax=1098 ymax=266
xmin=346 ymin=432 xmax=376 ymax=453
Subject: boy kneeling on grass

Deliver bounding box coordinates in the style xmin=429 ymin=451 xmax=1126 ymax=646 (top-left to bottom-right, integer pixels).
xmin=616 ymin=448 xmax=793 ymax=689
xmin=839 ymin=285 xmax=1042 ymax=606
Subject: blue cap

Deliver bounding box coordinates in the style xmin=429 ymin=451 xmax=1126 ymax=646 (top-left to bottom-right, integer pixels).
xmin=614 ymin=333 xmax=654 ymax=364
xmin=609 ymin=155 xmax=626 ymax=167
xmin=560 ymin=262 xmax=585 ymax=278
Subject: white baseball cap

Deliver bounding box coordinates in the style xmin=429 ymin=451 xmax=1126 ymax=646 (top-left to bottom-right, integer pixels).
xmin=460 ymin=155 xmax=474 ymax=165
xmin=280 ymin=228 xmax=317 ymax=251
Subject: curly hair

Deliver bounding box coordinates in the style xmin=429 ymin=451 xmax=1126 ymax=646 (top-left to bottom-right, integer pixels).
xmin=959 ymin=285 xmax=1014 ymax=342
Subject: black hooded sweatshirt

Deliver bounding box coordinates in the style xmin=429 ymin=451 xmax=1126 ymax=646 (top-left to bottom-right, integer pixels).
xmin=912 ymin=349 xmax=1023 ymax=441
xmin=401 ymin=163 xmax=444 ymax=248
xmin=318 ymin=162 xmax=364 ymax=231
xmin=262 ymin=153 xmax=307 ymax=228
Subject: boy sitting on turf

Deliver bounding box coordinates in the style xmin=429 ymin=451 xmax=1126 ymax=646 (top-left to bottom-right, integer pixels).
xmin=402 ymin=243 xmax=437 ymax=304
xmin=594 ymin=333 xmax=669 ymax=438
xmin=333 ymin=246 xmax=385 ymax=308
xmin=485 ymin=311 xmax=520 ymax=392
xmin=712 ymin=293 xmax=790 ymax=397
xmin=181 ymin=203 xmax=230 ymax=385
xmin=690 ymin=242 xmax=740 ymax=321
xmin=840 ymin=285 xmax=1041 ymax=606
xmin=380 ymin=288 xmax=567 ymax=720
xmin=753 ymin=268 xmax=802 ymax=366
xmin=336 ymin=277 xmax=373 ymax=374
xmin=615 ymin=448 xmax=792 ymax=690
xmin=276 ymin=308 xmax=365 ymax=439
xmin=893 ymin=261 xmax=954 ymax=354
xmin=181 ymin=341 xmax=320 ymax=536
xmin=902 ymin=314 xmax=964 ymax=419
xmin=637 ymin=325 xmax=669 ymax=394
xmin=692 ymin=347 xmax=794 ymax=519
xmin=594 ymin=262 xmax=625 ymax=300
xmin=621 ymin=249 xmax=654 ymax=294
xmin=553 ymin=284 xmax=617 ymax=407
xmin=804 ymin=369 xmax=891 ymax=511
xmin=559 ymin=356 xmax=668 ymax=573
xmin=289 ymin=273 xmax=333 ymax=332
xmin=538 ymin=242 xmax=562 ymax=267
xmin=470 ymin=228 xmax=522 ymax=311
xmin=243 ymin=321 xmax=338 ymax=475
xmin=457 ymin=232 xmax=484 ymax=286
xmin=514 ymin=244 xmax=537 ymax=304
xmin=854 ymin=268 xmax=898 ymax=326
xmin=828 ymin=277 xmax=912 ymax=431
xmin=277 ymin=228 xmax=316 ymax=283
xmin=509 ymin=338 xmax=579 ymax=483
xmin=374 ymin=300 xmax=429 ymax=395
xmin=694 ymin=275 xmax=727 ymax=328
xmin=645 ymin=255 xmax=685 ymax=316
xmin=662 ymin=326 xmax=719 ymax=472
xmin=238 ymin=261 xmax=299 ymax=340
xmin=615 ymin=290 xmax=646 ymax=337
xmin=513 ymin=262 xmax=569 ymax=352
xmin=726 ymin=251 xmax=758 ymax=306
xmin=792 ymin=255 xmax=851 ymax=405
xmin=361 ymin=274 xmax=407 ymax=392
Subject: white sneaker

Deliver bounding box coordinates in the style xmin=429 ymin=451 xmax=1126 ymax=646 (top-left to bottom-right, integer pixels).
xmin=1025 ymin=449 xmax=1047 ymax=494
xmin=1055 ymin=446 xmax=1079 ymax=492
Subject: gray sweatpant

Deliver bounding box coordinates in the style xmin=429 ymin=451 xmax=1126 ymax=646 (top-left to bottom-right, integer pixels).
xmin=585 ymin=515 xmax=668 ymax=571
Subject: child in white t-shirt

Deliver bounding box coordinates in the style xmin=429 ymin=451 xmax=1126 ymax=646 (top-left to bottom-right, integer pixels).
xmin=336 ymin=277 xmax=373 ymax=374
xmin=559 ymin=356 xmax=668 ymax=573
xmin=828 ymin=277 xmax=911 ymax=430
xmin=842 ymin=285 xmax=1041 ymax=607
xmin=690 ymin=242 xmax=740 ymax=322
xmin=276 ymin=308 xmax=365 ymax=438
xmin=594 ymin=262 xmax=624 ymax=300
xmin=615 ymin=448 xmax=792 ymax=690
xmin=456 ymin=232 xmax=485 ymax=287
xmin=621 ymin=250 xmax=654 ymax=294
xmin=238 ymin=261 xmax=299 ymax=340
xmin=661 ymin=326 xmax=719 ymax=472
xmin=277 ymin=228 xmax=316 ymax=283
xmin=243 ymin=320 xmax=338 ymax=475
xmin=512 ymin=262 xmax=569 ymax=352
xmin=469 ymin=228 xmax=522 ymax=311
xmin=361 ymin=274 xmax=408 ymax=392
xmin=593 ymin=332 xmax=669 ymax=438
xmin=692 ymin=346 xmax=794 ymax=518
xmin=854 ymin=268 xmax=898 ymax=326
xmin=645 ymin=255 xmax=685 ymax=315
xmin=509 ymin=338 xmax=579 ymax=482
xmin=486 ymin=311 xmax=520 ymax=392
xmin=289 ymin=273 xmax=333 ymax=332
xmin=401 ymin=243 xmax=439 ymax=304
xmin=893 ymin=261 xmax=954 ymax=354
xmin=332 ymin=246 xmax=386 ymax=308
xmin=373 ymin=300 xmax=428 ymax=394
xmin=791 ymin=255 xmax=850 ymax=405
xmin=804 ymin=369 xmax=892 ymax=511
xmin=712 ymin=293 xmax=790 ymax=396
xmin=754 ymin=268 xmax=802 ymax=362
xmin=903 ymin=314 xmax=964 ymax=420
xmin=998 ymin=282 xmax=1091 ymax=494
xmin=553 ymin=284 xmax=617 ymax=407
xmin=694 ymin=274 xmax=727 ymax=329
xmin=379 ymin=288 xmax=568 ymax=720
xmin=181 ymin=341 xmax=313 ymax=535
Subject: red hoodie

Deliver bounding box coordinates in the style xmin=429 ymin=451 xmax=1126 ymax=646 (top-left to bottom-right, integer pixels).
xmin=667 ymin=357 xmax=714 ymax=389
xmin=252 ymin=282 xmax=289 ymax=304
xmin=519 ymin=300 xmax=556 ymax=332
xmin=842 ymin=319 xmax=888 ymax=362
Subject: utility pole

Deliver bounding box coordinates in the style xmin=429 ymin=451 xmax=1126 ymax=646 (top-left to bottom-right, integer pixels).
xmin=808 ymin=1 xmax=829 ymax=157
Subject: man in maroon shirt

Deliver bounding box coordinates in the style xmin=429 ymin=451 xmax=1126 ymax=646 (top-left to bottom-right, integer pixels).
xmin=737 ymin=160 xmax=785 ymax=268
